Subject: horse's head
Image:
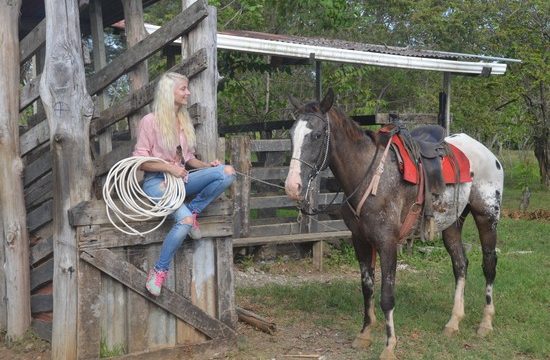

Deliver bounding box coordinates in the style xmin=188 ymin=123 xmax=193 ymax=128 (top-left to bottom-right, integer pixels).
xmin=285 ymin=88 xmax=334 ymax=202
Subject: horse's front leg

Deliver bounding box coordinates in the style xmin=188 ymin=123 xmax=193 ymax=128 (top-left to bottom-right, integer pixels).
xmin=378 ymin=241 xmax=398 ymax=360
xmin=350 ymin=233 xmax=377 ymax=349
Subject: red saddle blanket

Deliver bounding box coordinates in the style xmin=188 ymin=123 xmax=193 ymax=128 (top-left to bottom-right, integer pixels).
xmin=390 ymin=134 xmax=472 ymax=185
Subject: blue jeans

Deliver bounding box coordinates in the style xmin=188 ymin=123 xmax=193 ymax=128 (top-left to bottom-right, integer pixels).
xmin=142 ymin=165 xmax=235 ymax=271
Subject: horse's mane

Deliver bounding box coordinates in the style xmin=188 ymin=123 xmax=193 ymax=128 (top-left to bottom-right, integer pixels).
xmin=328 ymin=105 xmax=378 ymax=144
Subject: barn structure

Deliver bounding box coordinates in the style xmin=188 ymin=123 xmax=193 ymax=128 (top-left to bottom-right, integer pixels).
xmin=0 ymin=0 xmax=519 ymax=359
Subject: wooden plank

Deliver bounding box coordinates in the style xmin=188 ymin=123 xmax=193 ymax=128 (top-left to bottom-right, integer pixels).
xmin=69 ymin=198 xmax=232 ymax=227
xmin=78 ymin=218 xmax=232 ymax=250
xmin=126 ymin=245 xmax=150 ymax=353
xmin=115 ymin=338 xmax=235 ymax=360
xmin=93 ymin=139 xmax=135 ymax=177
xmin=87 ymin=1 xmax=207 ymax=97
xmin=90 ymin=49 xmax=207 ymax=137
xmin=233 ymin=230 xmax=351 ymax=247
xmin=24 ymin=171 xmax=52 ymax=209
xmin=30 ymin=257 xmax=54 ymax=291
xmin=230 ymin=136 xmax=251 ymax=238
xmin=175 ymin=240 xmax=198 ymax=343
xmin=216 ymin=238 xmax=237 ymax=328
xmin=250 ymin=193 xmax=344 ymax=210
xmin=80 ymin=249 xmax=235 ymax=340
xmin=77 ymin=258 xmax=101 ymax=360
xmin=248 ymin=219 xmax=347 ymax=238
xmin=30 ymin=236 xmax=53 ymax=266
xmin=18 ymin=1 xmax=208 ymax=121
xmin=31 ymin=319 xmax=52 ymax=342
xmin=20 ymin=19 xmax=46 ymax=64
xmin=31 ymin=294 xmax=53 ymax=314
xmin=24 ymin=151 xmax=52 ymax=187
xmin=250 ymin=139 xmax=291 ymax=152
xmin=20 ymin=120 xmax=49 ymax=157
xmin=0 ymin=213 xmax=6 ymax=328
xmin=27 ymin=199 xmax=52 ymax=233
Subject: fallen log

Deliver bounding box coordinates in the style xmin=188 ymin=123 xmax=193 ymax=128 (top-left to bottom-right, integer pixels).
xmin=236 ymin=306 xmax=276 ymax=334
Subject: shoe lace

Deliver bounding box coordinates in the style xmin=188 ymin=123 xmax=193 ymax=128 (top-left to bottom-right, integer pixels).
xmin=154 ymin=270 xmax=168 ymax=287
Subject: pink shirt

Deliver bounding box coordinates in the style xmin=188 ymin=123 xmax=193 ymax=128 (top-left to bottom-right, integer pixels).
xmin=132 ymin=113 xmax=195 ymax=167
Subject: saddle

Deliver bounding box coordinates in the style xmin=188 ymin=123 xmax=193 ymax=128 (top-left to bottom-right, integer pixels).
xmin=380 ymin=123 xmax=470 ymax=242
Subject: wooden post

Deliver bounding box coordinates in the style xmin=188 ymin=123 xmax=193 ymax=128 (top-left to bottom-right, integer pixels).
xmin=39 ymin=0 xmax=94 ymax=357
xmin=0 ymin=0 xmax=31 ymax=340
xmin=443 ymin=72 xmax=451 ymax=135
xmin=122 ymin=0 xmax=150 ymax=139
xmin=230 ymin=136 xmax=251 ymax=238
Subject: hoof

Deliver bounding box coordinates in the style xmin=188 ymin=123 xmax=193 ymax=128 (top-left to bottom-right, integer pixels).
xmin=477 ymin=325 xmax=493 ymax=337
xmin=379 ymin=348 xmax=397 ymax=360
xmin=443 ymin=325 xmax=459 ymax=337
xmin=352 ymin=334 xmax=372 ymax=349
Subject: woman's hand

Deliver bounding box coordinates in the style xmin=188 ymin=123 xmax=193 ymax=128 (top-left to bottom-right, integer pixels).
xmin=167 ymin=164 xmax=188 ymax=178
xmin=209 ymin=159 xmax=221 ymax=167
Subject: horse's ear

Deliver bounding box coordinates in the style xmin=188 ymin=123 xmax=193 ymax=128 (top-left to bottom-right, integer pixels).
xmin=320 ymin=88 xmax=334 ymax=113
xmin=288 ymin=95 xmax=301 ymax=110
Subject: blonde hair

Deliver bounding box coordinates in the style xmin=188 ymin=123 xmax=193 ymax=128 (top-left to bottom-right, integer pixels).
xmin=153 ymin=72 xmax=196 ymax=151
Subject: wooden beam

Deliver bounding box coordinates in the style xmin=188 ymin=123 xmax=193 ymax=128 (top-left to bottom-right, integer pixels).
xmin=80 ymin=249 xmax=235 ymax=340
xmin=90 ymin=49 xmax=207 ymax=136
xmin=20 ymin=19 xmax=46 ymax=64
xmin=233 ymin=230 xmax=351 ymax=247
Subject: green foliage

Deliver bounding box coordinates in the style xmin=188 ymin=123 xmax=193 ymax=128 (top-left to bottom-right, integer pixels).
xmin=99 ymin=337 xmax=125 ymax=358
xmin=326 ymin=242 xmax=356 ymax=268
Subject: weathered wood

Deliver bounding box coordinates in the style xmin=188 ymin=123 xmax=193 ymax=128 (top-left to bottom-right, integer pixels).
xmin=126 ymin=245 xmax=150 ymax=353
xmin=31 ymin=294 xmax=53 ymax=314
xmin=19 ymin=1 xmax=208 ymax=125
xmin=78 ymin=218 xmax=232 ymax=250
xmin=23 ymin=150 xmax=51 ymax=187
xmin=40 ymin=0 xmax=95 ymax=357
xmin=216 ymin=238 xmax=237 ymax=328
xmin=19 ymin=119 xmax=49 ymax=157
xmin=30 ymin=236 xmax=53 ymax=266
xmin=230 ymin=136 xmax=251 ymax=238
xmin=0 ymin=0 xmax=31 ymax=339
xmin=250 ymin=193 xmax=344 ymax=210
xmin=88 ymin=1 xmax=207 ymax=98
xmin=90 ymin=50 xmax=208 ymax=137
xmin=114 ymin=337 xmax=235 ymax=360
xmin=26 ymin=199 xmax=52 ymax=233
xmin=250 ymin=139 xmax=291 ymax=152
xmin=249 ymin=220 xmax=348 ymax=238
xmin=30 ymin=257 xmax=54 ymax=291
xmin=24 ymin=171 xmax=52 ymax=209
xmin=20 ymin=19 xmax=46 ymax=65
xmin=0 ymin=207 xmax=6 ymax=329
xmin=93 ymin=139 xmax=136 ymax=177
xmin=31 ymin=319 xmax=52 ymax=342
xmin=236 ymin=307 xmax=276 ymax=334
xmin=77 ymin=258 xmax=101 ymax=360
xmin=175 ymin=240 xmax=200 ymax=343
xmin=233 ymin=231 xmax=351 ymax=247
xmin=80 ymin=248 xmax=235 ymax=340
xmin=69 ymin=198 xmax=232 ymax=227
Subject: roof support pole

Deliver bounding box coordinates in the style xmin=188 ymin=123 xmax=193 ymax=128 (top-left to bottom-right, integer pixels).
xmin=443 ymin=72 xmax=452 ymax=135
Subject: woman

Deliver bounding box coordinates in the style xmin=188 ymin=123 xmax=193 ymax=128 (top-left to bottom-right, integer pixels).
xmin=133 ymin=72 xmax=235 ymax=296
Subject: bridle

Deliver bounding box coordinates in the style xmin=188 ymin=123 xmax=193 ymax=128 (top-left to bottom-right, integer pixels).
xmin=290 ymin=112 xmax=333 ymax=215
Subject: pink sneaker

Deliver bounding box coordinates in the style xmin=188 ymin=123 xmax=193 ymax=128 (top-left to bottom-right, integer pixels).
xmin=189 ymin=213 xmax=202 ymax=240
xmin=146 ymin=268 xmax=168 ymax=296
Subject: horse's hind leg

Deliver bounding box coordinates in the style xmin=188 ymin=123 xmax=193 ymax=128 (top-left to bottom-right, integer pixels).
xmin=442 ymin=208 xmax=470 ymax=336
xmin=471 ymin=208 xmax=499 ymax=337
xmin=350 ymin=234 xmax=377 ymax=349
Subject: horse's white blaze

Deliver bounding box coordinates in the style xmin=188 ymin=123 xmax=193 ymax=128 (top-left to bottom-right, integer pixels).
xmin=285 ymin=119 xmax=311 ymax=199
xmin=446 ymin=133 xmax=504 ymax=220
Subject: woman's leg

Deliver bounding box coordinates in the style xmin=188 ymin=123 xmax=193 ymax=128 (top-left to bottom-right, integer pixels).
xmin=185 ymin=165 xmax=235 ymax=214
xmin=142 ymin=173 xmax=193 ymax=271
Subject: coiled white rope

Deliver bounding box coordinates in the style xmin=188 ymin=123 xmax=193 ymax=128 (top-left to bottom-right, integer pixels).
xmin=102 ymin=156 xmax=186 ymax=236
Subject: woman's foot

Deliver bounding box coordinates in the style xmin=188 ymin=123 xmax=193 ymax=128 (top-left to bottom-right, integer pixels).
xmin=146 ymin=268 xmax=168 ymax=296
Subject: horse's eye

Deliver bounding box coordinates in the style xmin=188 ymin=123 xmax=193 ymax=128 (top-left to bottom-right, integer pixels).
xmin=313 ymin=131 xmax=323 ymax=140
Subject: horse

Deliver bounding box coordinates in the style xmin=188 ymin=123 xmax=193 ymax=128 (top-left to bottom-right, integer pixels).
xmin=284 ymin=89 xmax=503 ymax=359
